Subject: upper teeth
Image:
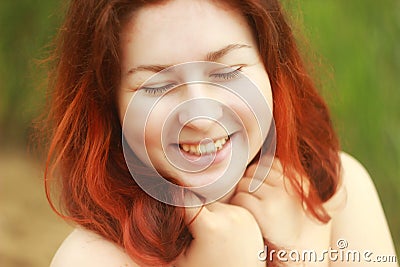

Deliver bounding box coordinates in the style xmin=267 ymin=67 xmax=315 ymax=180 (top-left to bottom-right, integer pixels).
xmin=180 ymin=137 xmax=228 ymax=156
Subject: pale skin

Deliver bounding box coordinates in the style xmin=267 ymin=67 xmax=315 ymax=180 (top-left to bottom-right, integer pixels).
xmin=50 ymin=0 xmax=397 ymax=266
xmin=50 ymin=153 xmax=397 ymax=267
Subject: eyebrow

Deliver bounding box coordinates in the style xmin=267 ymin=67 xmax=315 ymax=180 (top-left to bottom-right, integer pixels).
xmin=126 ymin=43 xmax=252 ymax=75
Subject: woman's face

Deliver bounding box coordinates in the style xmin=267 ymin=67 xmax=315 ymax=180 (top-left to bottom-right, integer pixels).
xmin=118 ymin=0 xmax=273 ymax=199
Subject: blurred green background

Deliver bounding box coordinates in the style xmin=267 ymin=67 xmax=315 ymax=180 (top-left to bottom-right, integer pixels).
xmin=0 ymin=0 xmax=398 ymax=266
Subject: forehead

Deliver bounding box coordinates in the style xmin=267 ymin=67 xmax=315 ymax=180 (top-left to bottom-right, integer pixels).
xmin=119 ymin=0 xmax=256 ymax=67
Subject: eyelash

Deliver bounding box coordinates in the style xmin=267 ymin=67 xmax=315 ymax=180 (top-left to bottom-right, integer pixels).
xmin=141 ymin=66 xmax=244 ymax=95
xmin=142 ymin=84 xmax=176 ymax=95
xmin=209 ymin=66 xmax=243 ymax=80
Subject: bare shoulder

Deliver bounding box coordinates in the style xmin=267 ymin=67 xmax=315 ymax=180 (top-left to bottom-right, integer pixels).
xmin=50 ymin=228 xmax=141 ymax=267
xmin=336 ymin=151 xmax=389 ymax=216
xmin=339 ymin=151 xmax=376 ymax=189
xmin=330 ymin=152 xmax=396 ymax=261
xmin=322 ymin=152 xmax=371 ymax=215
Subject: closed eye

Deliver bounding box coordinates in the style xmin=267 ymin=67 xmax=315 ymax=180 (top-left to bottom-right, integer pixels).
xmin=209 ymin=65 xmax=244 ymax=81
xmin=141 ymin=83 xmax=177 ymax=95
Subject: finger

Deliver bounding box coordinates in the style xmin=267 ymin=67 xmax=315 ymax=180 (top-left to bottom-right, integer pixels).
xmin=244 ymin=155 xmax=280 ymax=177
xmin=183 ymin=191 xmax=224 ymax=235
xmin=245 ymin=164 xmax=271 ymax=192
xmin=244 ymin=164 xmax=284 ymax=190
xmin=245 ymin=159 xmax=284 ymax=192
xmin=268 ymin=159 xmax=310 ymax=196
xmin=244 ymin=160 xmax=261 ymax=177
xmin=264 ymin=166 xmax=284 ymax=186
xmin=235 ymin=177 xmax=267 ymax=200
xmin=229 ymin=192 xmax=262 ymax=223
xmin=271 ymin=157 xmax=283 ymax=172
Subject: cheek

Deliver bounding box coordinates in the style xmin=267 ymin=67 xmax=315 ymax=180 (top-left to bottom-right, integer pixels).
xmin=243 ymin=106 xmax=265 ymax=159
xmin=251 ymin=68 xmax=273 ymax=112
xmin=262 ymin=82 xmax=273 ymax=113
xmin=144 ymin=105 xmax=165 ymax=147
xmin=238 ymin=69 xmax=273 ymax=160
xmin=222 ymin=95 xmax=262 ymax=159
xmin=141 ymin=96 xmax=180 ymax=162
xmin=117 ymin=93 xmax=129 ymax=124
xmin=118 ymin=91 xmax=164 ymax=166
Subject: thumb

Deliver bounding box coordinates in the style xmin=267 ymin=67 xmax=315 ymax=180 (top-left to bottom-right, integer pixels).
xmin=184 ymin=191 xmax=224 ymax=237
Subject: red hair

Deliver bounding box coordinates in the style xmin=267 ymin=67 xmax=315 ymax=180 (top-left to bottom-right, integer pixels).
xmin=42 ymin=0 xmax=340 ymax=266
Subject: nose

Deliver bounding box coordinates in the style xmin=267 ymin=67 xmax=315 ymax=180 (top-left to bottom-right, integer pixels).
xmin=178 ymin=84 xmax=223 ymax=131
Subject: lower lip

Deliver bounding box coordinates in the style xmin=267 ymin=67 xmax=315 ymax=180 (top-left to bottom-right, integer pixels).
xmin=177 ymin=137 xmax=233 ymax=166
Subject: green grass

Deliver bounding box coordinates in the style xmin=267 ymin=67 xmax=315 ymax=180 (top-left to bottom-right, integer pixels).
xmin=0 ymin=0 xmax=61 ymax=146
xmin=286 ymin=0 xmax=400 ymax=254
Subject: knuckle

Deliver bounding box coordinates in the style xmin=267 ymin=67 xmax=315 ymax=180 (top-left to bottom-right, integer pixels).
xmin=231 ymin=205 xmax=255 ymax=224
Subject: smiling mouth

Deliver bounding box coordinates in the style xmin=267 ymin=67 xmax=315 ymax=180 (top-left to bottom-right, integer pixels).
xmin=179 ymin=136 xmax=230 ymax=156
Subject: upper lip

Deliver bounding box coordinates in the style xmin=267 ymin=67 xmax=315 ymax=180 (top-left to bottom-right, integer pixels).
xmin=177 ymin=134 xmax=232 ymax=145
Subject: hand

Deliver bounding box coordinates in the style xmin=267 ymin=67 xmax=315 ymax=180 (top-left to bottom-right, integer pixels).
xmin=230 ymin=158 xmax=332 ymax=251
xmin=174 ymin=193 xmax=266 ymax=267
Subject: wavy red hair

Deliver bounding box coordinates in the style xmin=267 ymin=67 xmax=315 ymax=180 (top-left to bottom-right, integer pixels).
xmin=42 ymin=0 xmax=340 ymax=266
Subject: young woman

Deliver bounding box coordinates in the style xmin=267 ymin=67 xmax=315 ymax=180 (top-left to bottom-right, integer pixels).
xmin=43 ymin=0 xmax=396 ymax=266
